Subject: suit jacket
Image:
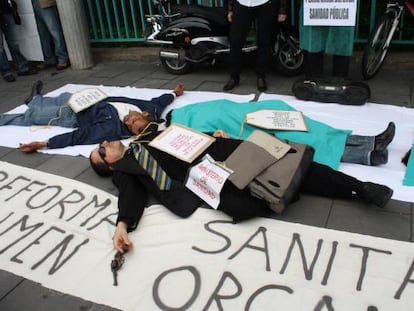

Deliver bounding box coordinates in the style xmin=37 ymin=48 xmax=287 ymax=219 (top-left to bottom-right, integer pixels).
xmin=111 ymin=134 xmax=271 ymax=232
xmin=48 ymin=93 xmax=174 ymax=149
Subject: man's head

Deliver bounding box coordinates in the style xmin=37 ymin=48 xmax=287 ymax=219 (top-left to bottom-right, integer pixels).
xmin=123 ymin=111 xmax=154 ymax=134
xmin=89 ymin=140 xmax=127 ymax=177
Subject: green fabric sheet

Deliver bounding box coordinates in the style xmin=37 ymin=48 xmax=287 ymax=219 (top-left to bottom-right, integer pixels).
xmin=171 ymin=99 xmax=351 ymax=170
xmin=403 ymin=144 xmax=414 ymax=186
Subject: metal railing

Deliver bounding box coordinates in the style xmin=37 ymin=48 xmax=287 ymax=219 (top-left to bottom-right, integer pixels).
xmin=83 ymin=0 xmax=414 ymax=45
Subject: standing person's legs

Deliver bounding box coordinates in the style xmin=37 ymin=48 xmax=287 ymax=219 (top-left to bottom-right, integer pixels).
xmin=0 ymin=14 xmax=31 ymax=74
xmin=223 ymin=2 xmax=252 ymax=90
xmin=332 ymin=55 xmax=350 ymax=78
xmin=0 ymin=28 xmax=14 ymax=81
xmin=255 ymin=0 xmax=278 ymax=91
xmin=37 ymin=5 xmax=69 ymax=66
xmin=32 ymin=6 xmax=57 ymax=67
xmin=304 ymin=51 xmax=324 ymax=78
xmin=0 ymin=50 xmax=14 ymax=81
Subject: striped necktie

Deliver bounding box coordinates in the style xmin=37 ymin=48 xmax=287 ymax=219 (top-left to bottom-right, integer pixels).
xmin=130 ymin=143 xmax=171 ymax=190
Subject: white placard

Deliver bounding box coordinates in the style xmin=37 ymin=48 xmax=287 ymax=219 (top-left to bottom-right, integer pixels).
xmin=303 ymin=0 xmax=357 ymax=26
xmin=245 ymin=109 xmax=308 ymax=132
xmin=68 ymin=88 xmax=108 ymax=113
xmin=185 ymin=154 xmax=232 ymax=208
xmin=149 ymin=124 xmax=216 ymax=163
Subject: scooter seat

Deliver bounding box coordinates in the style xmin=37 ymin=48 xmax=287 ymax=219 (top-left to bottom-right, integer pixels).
xmin=171 ymin=4 xmax=228 ymax=28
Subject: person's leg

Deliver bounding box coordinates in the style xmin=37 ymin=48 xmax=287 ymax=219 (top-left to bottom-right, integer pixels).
xmin=0 ymin=14 xmax=30 ymax=73
xmin=300 ymin=162 xmax=393 ymax=208
xmin=0 ymin=28 xmax=14 ymax=80
xmin=37 ymin=6 xmax=69 ymax=64
xmin=227 ymin=2 xmax=253 ymax=83
xmin=255 ymin=1 xmax=277 ymax=80
xmin=0 ymin=93 xmax=76 ymax=127
xmin=332 ymin=55 xmax=350 ymax=78
xmin=31 ymin=0 xmax=58 ymax=66
xmin=304 ymin=50 xmax=324 ymax=78
xmin=341 ymin=134 xmax=374 ymax=165
xmin=341 ymin=122 xmax=396 ymax=166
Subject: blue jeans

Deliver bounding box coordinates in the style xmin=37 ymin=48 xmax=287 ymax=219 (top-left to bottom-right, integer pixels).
xmin=0 ymin=93 xmax=77 ymax=127
xmin=31 ymin=0 xmax=69 ymax=64
xmin=342 ymin=135 xmax=375 ymax=166
xmin=0 ymin=14 xmax=30 ymax=76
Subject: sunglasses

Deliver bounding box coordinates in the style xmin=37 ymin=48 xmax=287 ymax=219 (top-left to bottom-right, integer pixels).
xmin=98 ymin=144 xmax=109 ymax=166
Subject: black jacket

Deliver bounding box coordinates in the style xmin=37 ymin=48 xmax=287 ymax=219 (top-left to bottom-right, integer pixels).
xmin=111 ymin=134 xmax=270 ymax=232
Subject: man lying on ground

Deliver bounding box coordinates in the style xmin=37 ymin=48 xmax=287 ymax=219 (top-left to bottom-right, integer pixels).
xmin=0 ymin=80 xmax=184 ymax=152
xmin=169 ymin=99 xmax=396 ymax=169
xmin=88 ymin=130 xmax=393 ymax=253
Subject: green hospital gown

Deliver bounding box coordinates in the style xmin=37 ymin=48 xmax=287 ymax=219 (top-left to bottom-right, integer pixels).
xmin=170 ymin=99 xmax=351 ymax=170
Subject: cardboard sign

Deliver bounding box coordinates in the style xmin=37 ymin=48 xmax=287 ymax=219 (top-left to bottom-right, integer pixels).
xmin=245 ymin=109 xmax=308 ymax=132
xmin=68 ymin=88 xmax=108 ymax=113
xmin=185 ymin=154 xmax=232 ymax=208
xmin=303 ymin=0 xmax=357 ymax=26
xmin=149 ymin=124 xmax=216 ymax=163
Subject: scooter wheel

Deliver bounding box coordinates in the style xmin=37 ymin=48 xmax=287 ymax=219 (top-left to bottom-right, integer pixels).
xmin=160 ymin=48 xmax=192 ymax=75
xmin=273 ymin=41 xmax=305 ymax=77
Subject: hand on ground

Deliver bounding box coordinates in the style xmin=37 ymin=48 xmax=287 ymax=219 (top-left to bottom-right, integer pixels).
xmin=174 ymin=84 xmax=184 ymax=96
xmin=19 ymin=141 xmax=47 ymax=153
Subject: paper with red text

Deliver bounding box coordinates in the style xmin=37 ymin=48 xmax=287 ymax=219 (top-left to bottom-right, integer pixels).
xmin=185 ymin=154 xmax=233 ymax=208
xmin=149 ymin=124 xmax=216 ymax=163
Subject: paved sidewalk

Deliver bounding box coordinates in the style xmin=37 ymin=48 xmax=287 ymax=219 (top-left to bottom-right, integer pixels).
xmin=0 ymin=48 xmax=413 ymax=311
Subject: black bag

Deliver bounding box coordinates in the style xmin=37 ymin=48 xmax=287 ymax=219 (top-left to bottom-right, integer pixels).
xmin=292 ymin=78 xmax=370 ymax=106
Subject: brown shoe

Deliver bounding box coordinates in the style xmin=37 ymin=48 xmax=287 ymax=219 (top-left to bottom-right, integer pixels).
xmin=36 ymin=62 xmax=56 ymax=70
xmin=56 ymin=61 xmax=70 ymax=70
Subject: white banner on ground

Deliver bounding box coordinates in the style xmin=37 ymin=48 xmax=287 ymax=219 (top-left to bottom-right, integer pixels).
xmin=1 ymin=161 xmax=414 ymax=310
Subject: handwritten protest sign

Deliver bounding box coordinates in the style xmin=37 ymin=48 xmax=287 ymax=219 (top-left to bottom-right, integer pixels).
xmin=246 ymin=109 xmax=308 ymax=132
xmin=185 ymin=154 xmax=232 ymax=208
xmin=303 ymin=0 xmax=357 ymax=26
xmin=149 ymin=124 xmax=216 ymax=163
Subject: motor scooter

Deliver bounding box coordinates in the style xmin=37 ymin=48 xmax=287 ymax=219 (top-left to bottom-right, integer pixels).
xmin=145 ymin=0 xmax=305 ymax=76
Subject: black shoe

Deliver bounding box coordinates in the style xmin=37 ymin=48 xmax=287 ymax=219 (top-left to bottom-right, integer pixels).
xmin=257 ymin=77 xmax=267 ymax=92
xmin=3 ymin=74 xmax=16 ymax=82
xmin=370 ymin=150 xmax=388 ymax=166
xmin=17 ymin=69 xmax=37 ymax=76
xmin=24 ymin=80 xmax=43 ymax=104
xmin=223 ymin=78 xmax=239 ymax=91
xmin=359 ymin=182 xmax=393 ymax=208
xmin=374 ymin=122 xmax=396 ymax=151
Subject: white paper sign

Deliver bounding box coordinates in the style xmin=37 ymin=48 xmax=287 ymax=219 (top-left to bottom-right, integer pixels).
xmin=68 ymin=88 xmax=108 ymax=113
xmin=303 ymin=0 xmax=357 ymax=26
xmin=185 ymin=155 xmax=232 ymax=209
xmin=246 ymin=110 xmax=308 ymax=132
xmin=149 ymin=124 xmax=216 ymax=163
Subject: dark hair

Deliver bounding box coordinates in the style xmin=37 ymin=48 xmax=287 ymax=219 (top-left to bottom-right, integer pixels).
xmin=89 ymin=154 xmax=113 ymax=177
